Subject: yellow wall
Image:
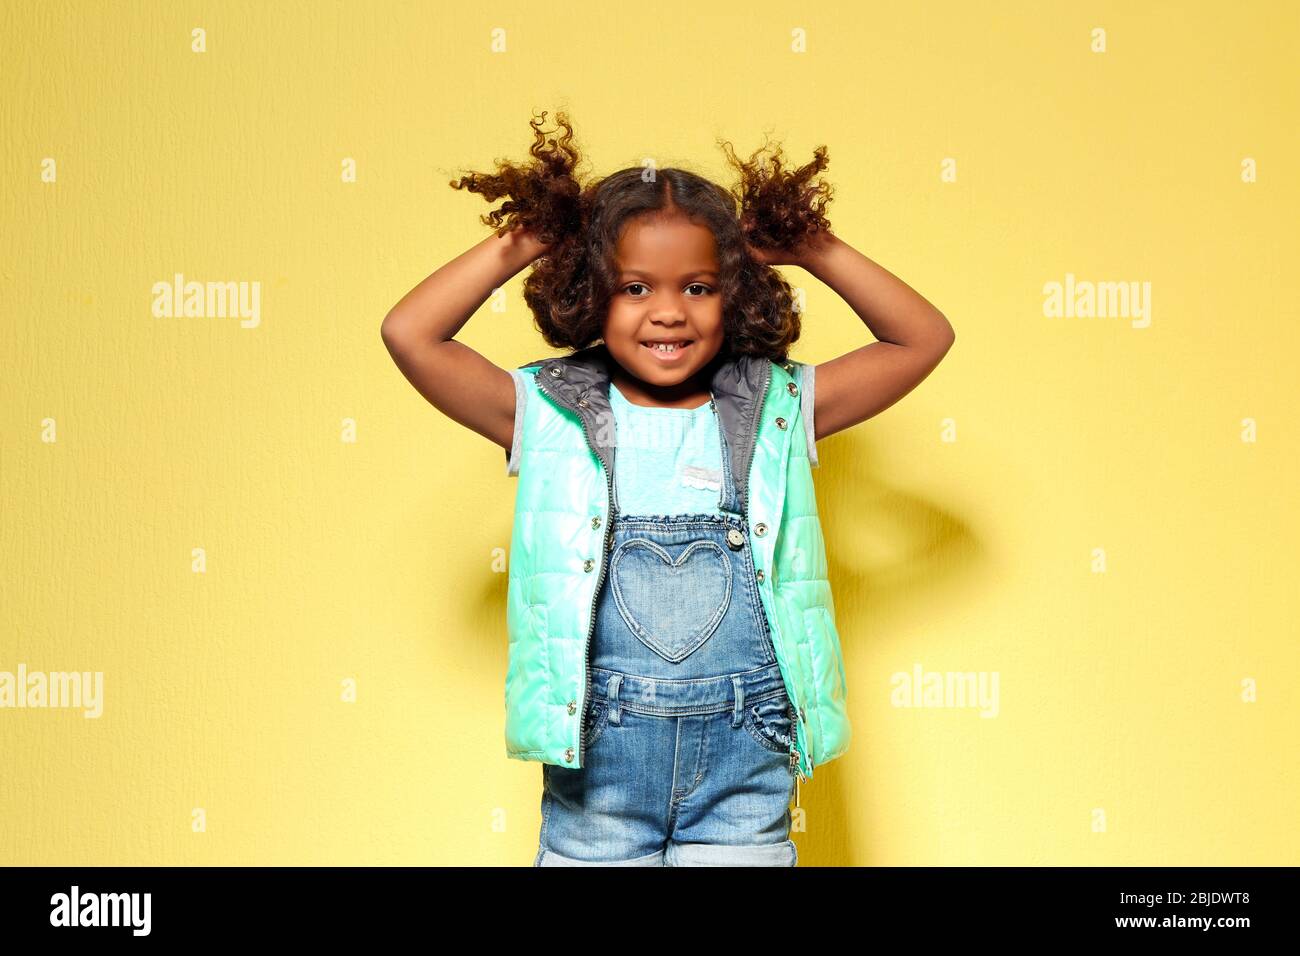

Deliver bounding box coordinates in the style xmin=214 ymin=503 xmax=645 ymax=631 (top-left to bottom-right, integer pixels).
xmin=2 ymin=0 xmax=1295 ymax=865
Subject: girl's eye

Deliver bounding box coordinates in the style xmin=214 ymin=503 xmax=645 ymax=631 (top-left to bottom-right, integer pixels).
xmin=622 ymin=282 xmax=713 ymax=297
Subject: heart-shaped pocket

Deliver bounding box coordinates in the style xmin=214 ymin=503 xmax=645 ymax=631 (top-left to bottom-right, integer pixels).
xmin=610 ymin=538 xmax=732 ymax=662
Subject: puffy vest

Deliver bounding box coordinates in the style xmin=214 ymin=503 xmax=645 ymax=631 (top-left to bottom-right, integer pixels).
xmin=504 ymin=342 xmax=850 ymax=780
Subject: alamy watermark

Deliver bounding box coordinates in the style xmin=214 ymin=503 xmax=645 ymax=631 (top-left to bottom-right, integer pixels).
xmin=891 ymin=663 xmax=999 ymax=718
xmin=1043 ymin=272 xmax=1151 ymax=328
xmin=0 ymin=664 xmax=103 ymax=718
xmin=49 ymin=885 xmax=150 ymax=935
xmin=151 ymin=273 xmax=261 ymax=328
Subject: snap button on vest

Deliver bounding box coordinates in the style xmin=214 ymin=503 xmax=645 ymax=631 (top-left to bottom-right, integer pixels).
xmin=549 ymin=366 xmax=563 ymax=377
xmin=756 ymin=568 xmax=765 ymax=582
xmin=787 ymin=382 xmax=799 ymax=396
xmin=583 ymin=559 xmax=594 ymax=572
xmin=568 ymin=700 xmax=577 ymax=715
xmin=775 ymin=417 xmax=787 ymax=430
xmin=725 ymin=528 xmax=745 ymax=550
xmin=591 ymin=515 xmax=602 ymax=529
xmin=754 ymin=522 xmax=769 ymax=536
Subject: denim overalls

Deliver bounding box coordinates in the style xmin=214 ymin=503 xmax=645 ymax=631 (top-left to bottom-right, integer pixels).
xmin=534 ymin=389 xmax=799 ymax=866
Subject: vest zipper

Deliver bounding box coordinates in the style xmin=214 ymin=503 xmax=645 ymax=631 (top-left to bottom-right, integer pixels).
xmin=535 ymin=368 xmax=615 ymax=770
xmin=577 ymin=417 xmax=615 ymax=769
xmin=745 ymin=361 xmax=811 ymax=789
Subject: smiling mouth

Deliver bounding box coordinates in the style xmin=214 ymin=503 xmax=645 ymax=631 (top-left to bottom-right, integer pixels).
xmin=640 ymin=339 xmax=694 ymax=357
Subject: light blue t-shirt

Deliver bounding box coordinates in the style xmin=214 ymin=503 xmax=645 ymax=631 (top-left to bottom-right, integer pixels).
xmin=607 ymin=381 xmax=724 ymax=516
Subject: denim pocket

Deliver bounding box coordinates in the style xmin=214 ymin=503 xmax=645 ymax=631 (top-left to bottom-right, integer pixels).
xmin=611 ymin=537 xmax=732 ymax=662
xmin=743 ymin=692 xmax=795 ymax=756
xmin=584 ymin=697 xmax=611 ymax=749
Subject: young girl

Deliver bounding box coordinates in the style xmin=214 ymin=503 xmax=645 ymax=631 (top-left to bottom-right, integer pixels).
xmin=381 ymin=111 xmax=955 ymax=866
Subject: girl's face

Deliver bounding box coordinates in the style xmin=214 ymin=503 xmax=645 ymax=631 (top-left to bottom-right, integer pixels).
xmin=601 ymin=213 xmax=726 ymax=403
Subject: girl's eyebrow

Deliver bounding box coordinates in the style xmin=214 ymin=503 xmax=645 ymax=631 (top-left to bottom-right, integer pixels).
xmin=619 ymin=269 xmax=719 ymax=280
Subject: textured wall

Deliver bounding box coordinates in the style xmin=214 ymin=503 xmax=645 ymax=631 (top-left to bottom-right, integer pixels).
xmin=1 ymin=0 xmax=1296 ymax=865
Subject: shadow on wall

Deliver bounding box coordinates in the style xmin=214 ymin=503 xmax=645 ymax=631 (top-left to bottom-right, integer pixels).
xmin=801 ymin=425 xmax=984 ymax=866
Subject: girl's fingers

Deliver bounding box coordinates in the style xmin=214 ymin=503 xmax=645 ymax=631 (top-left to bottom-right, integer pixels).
xmin=746 ymin=243 xmax=788 ymax=267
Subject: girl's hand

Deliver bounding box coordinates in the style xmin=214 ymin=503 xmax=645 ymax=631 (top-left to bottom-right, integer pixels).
xmin=744 ymin=241 xmax=793 ymax=267
xmin=744 ymin=228 xmax=837 ymax=270
xmin=501 ymin=224 xmax=554 ymax=263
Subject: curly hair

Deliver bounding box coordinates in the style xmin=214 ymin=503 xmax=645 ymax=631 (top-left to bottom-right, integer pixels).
xmin=449 ymin=109 xmax=834 ymax=363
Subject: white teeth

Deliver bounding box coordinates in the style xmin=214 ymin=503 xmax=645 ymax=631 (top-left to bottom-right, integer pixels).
xmin=647 ymin=341 xmax=688 ymax=352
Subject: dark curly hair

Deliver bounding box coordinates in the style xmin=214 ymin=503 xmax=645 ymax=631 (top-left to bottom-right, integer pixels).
xmin=449 ymin=109 xmax=834 ymax=363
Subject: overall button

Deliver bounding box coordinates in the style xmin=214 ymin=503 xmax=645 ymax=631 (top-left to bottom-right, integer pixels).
xmin=726 ymin=528 xmax=745 ymax=550
xmin=754 ymin=522 xmax=769 ymax=536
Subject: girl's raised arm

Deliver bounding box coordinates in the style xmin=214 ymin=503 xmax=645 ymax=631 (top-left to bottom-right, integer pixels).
xmin=782 ymin=232 xmax=956 ymax=440
xmin=380 ymin=227 xmax=550 ymax=451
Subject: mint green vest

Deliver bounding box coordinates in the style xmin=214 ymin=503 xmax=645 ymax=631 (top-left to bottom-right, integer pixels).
xmin=505 ymin=344 xmax=850 ymax=780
